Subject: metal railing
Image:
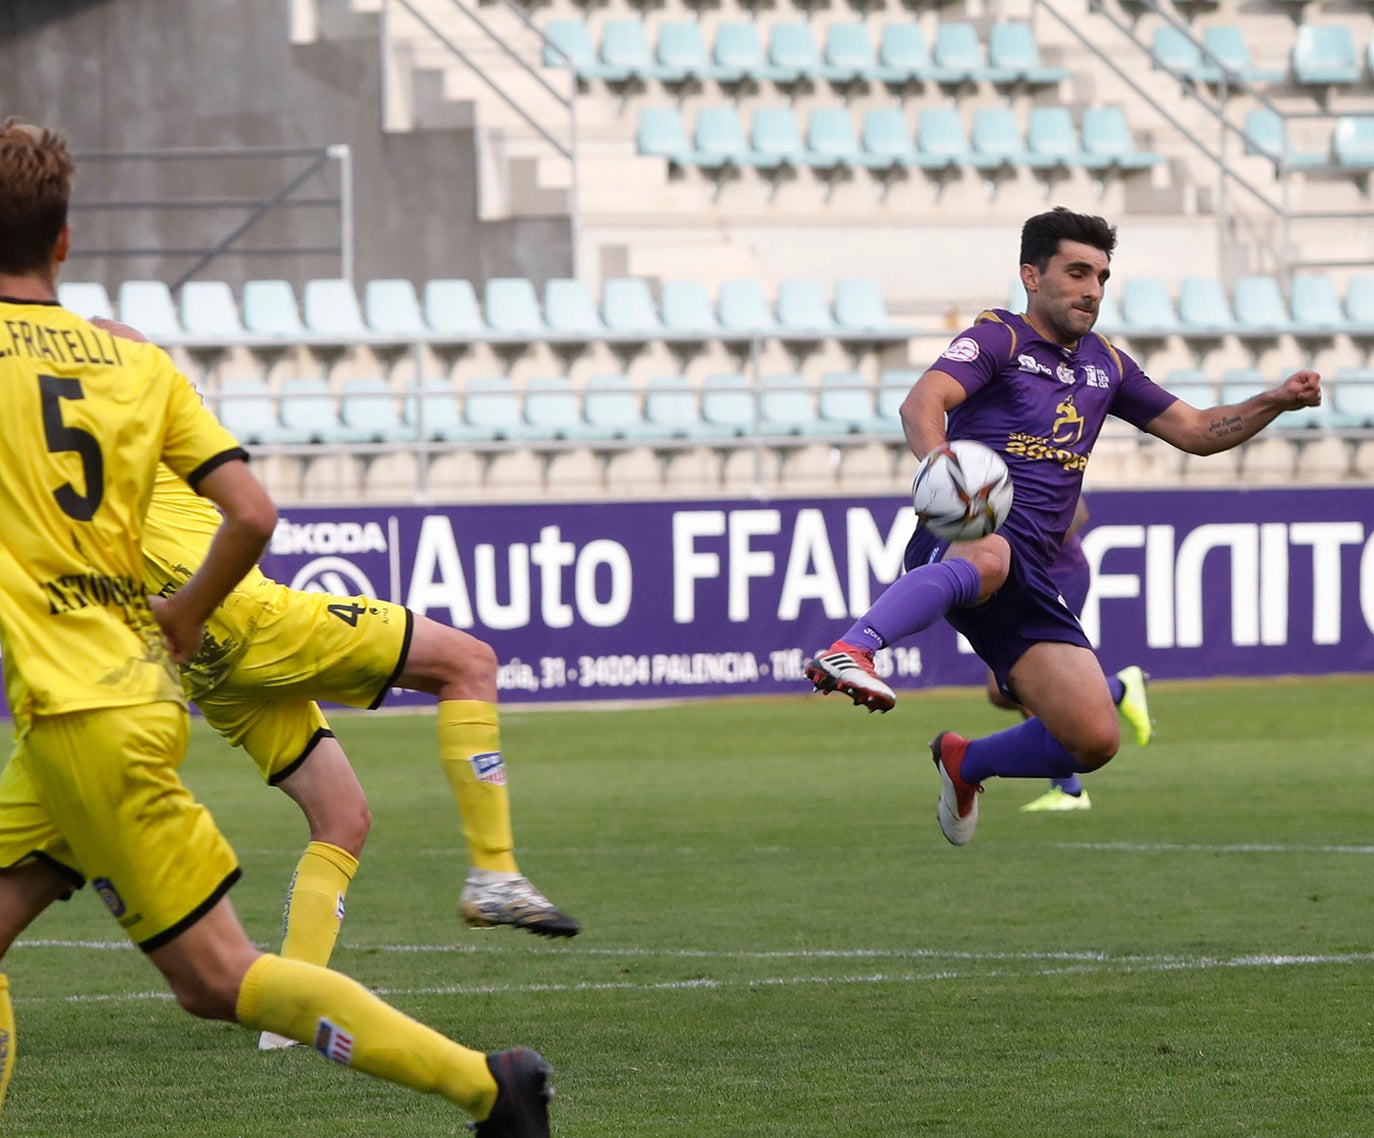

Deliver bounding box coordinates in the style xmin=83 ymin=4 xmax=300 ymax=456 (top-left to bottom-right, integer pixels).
xmin=68 ymin=144 xmax=354 ymax=289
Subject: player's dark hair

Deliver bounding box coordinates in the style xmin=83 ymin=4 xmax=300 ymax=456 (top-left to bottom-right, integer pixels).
xmin=0 ymin=118 xmax=75 ymax=275
xmin=1020 ymin=207 xmax=1116 ymax=271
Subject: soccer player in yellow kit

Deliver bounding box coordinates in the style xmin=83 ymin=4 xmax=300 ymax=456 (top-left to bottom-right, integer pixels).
xmin=93 ymin=320 xmax=578 ymax=1052
xmin=0 ymin=119 xmax=552 ymax=1135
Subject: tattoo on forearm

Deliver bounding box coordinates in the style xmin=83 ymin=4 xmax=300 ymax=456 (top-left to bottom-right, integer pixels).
xmin=1208 ymin=414 xmax=1243 ymax=439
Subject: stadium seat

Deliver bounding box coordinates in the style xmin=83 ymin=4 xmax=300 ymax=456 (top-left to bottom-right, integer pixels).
xmin=986 ymin=22 xmax=1068 ymax=86
xmin=57 ymin=281 xmax=114 ymax=321
xmin=543 ymin=278 xmax=605 ymax=338
xmin=1025 ymin=107 xmax=1088 ymax=170
xmin=758 ymin=374 xmax=822 ymax=436
xmin=423 ymin=279 xmax=485 ymax=339
xmin=409 ymin=378 xmax=468 ymax=442
xmin=1331 ymin=368 xmax=1374 ymax=427
xmin=242 ymin=279 xmax=306 ymax=338
xmin=1199 ymin=26 xmax=1285 ymax=85
xmin=364 ymin=279 xmax=427 ymax=338
xmin=874 ymin=24 xmax=931 ymax=85
xmin=656 ymin=21 xmax=712 ymax=82
xmin=763 ymin=22 xmax=822 ymax=84
xmin=463 ymin=376 xmax=527 ymax=440
xmin=1219 ymin=367 xmax=1267 ymax=405
xmin=1343 ymin=275 xmax=1374 ymax=326
xmin=1095 ymin=287 xmax=1124 ymax=336
xmin=543 ymin=19 xmax=598 ymax=74
xmin=1291 ymin=25 xmax=1360 ymax=86
xmin=693 ymin=106 xmax=751 ymax=168
xmin=817 ymin=371 xmax=883 ymax=433
xmin=820 ymin=22 xmax=877 ymax=84
xmin=660 ymin=279 xmax=720 ymax=337
xmin=876 ymin=371 xmax=916 ymax=423
xmin=339 ymin=377 xmax=413 ymax=443
xmin=1080 ymin=108 xmax=1162 ymax=170
xmin=638 ymin=107 xmax=693 ymax=163
xmin=181 ymin=280 xmax=247 ymax=341
xmin=804 ymin=108 xmax=862 ymax=173
xmin=916 ymin=108 xmax=972 ymax=170
xmin=523 ymin=375 xmax=595 ymax=440
xmin=712 ymin=22 xmax=766 ymax=84
xmin=1163 ymin=369 xmax=1217 ymax=405
xmin=484 ymin=277 xmax=544 ymax=338
xmin=601 ymin=277 xmax=661 ymax=337
xmin=1120 ymin=278 xmax=1179 ymax=336
xmin=861 ymin=108 xmax=919 ymax=170
xmin=119 ymin=280 xmax=183 ymax=342
xmin=1332 ymin=117 xmax=1374 ymax=170
xmin=776 ymin=278 xmax=837 ymax=336
xmin=1288 ymin=275 xmax=1351 ymax=334
xmin=598 ymin=19 xmax=655 ymax=83
xmin=302 ymin=278 xmax=368 ymax=339
xmin=216 ymin=377 xmax=286 ymax=445
xmin=929 ymin=23 xmax=987 ymax=85
xmin=750 ymin=107 xmax=806 ymax=171
xmin=1151 ymin=24 xmax=1202 ymax=79
xmin=970 ymin=107 xmax=1032 ymax=171
xmin=277 ymin=376 xmax=343 ymax=443
xmin=699 ymin=373 xmax=755 ymax=436
xmin=718 ymin=279 xmax=776 ymax=334
xmin=834 ymin=278 xmax=898 ymax=334
xmin=1242 ymin=109 xmax=1326 ymax=170
xmin=1177 ymin=278 xmax=1233 ymax=336
xmin=582 ymin=375 xmax=647 ymax=439
xmin=643 ymin=374 xmax=702 ymax=439
xmin=1231 ymin=275 xmax=1293 ymax=337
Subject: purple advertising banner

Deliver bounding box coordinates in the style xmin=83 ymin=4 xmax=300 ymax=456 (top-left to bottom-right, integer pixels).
xmin=257 ymin=487 xmax=1374 ymax=706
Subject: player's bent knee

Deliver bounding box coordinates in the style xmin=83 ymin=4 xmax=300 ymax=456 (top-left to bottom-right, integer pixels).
xmin=166 ymin=972 xmax=241 ymax=1022
xmin=1070 ymin=726 xmax=1120 ymax=772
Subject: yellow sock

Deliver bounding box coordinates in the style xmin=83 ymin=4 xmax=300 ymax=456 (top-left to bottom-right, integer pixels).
xmin=236 ymin=954 xmax=498 ymax=1117
xmin=0 ymin=975 xmax=13 ymax=1113
xmin=280 ymin=841 xmax=359 ymax=967
xmin=438 ymin=700 xmax=518 ymax=874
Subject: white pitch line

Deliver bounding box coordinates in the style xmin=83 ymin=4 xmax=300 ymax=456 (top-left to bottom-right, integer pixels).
xmin=1055 ymin=842 xmax=1374 ymax=855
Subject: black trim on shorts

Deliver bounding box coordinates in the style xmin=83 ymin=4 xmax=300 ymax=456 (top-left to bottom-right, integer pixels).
xmin=28 ymin=850 xmax=85 ymax=894
xmin=137 ymin=866 xmax=242 ymax=953
xmin=267 ymin=727 xmax=336 ymax=787
xmin=368 ymin=607 xmax=414 ymax=710
xmin=187 ymin=447 xmax=250 ymax=491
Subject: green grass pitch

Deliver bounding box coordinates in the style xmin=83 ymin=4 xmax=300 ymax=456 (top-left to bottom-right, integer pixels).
xmin=3 ymin=676 xmax=1372 ymax=1136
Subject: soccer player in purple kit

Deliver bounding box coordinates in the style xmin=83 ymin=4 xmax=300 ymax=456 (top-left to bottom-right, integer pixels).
xmin=805 ymin=207 xmax=1321 ymax=845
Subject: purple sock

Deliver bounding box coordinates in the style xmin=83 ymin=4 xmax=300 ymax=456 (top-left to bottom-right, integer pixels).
xmin=1107 ymin=674 xmax=1124 ymax=704
xmin=961 ymin=717 xmax=1083 ymax=783
xmin=840 ymin=558 xmax=982 ymax=653
xmin=1052 ymin=775 xmax=1084 ymax=795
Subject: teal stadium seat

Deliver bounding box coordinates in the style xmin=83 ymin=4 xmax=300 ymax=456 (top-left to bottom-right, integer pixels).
xmin=1151 ymin=25 xmax=1201 ymax=80
xmin=693 ymin=106 xmax=751 ymax=167
xmin=877 ymin=371 xmax=917 ymax=424
xmin=1288 ymin=275 xmax=1351 ymax=334
xmin=638 ymin=107 xmax=692 ymax=163
xmin=216 ymin=377 xmax=286 ymax=445
xmin=1177 ymin=277 xmax=1233 ymax=337
xmin=409 ymin=378 xmax=468 ymax=442
xmin=970 ymin=107 xmax=1032 ymax=171
xmin=1231 ymin=275 xmax=1293 ymax=337
xmin=860 ymin=108 xmax=919 ymax=169
xmin=987 ymin=22 xmax=1068 ymax=87
xmin=712 ymin=22 xmax=766 ymax=84
xmin=758 ymin=374 xmax=823 ymax=436
xmin=364 ymin=279 xmax=427 ymax=338
xmin=820 ymin=23 xmax=877 ymax=84
xmin=601 ymin=278 xmax=662 ymax=338
xmin=57 ymin=281 xmax=115 ymax=321
xmin=929 ymin=23 xmax=987 ymax=85
xmin=1025 ymin=107 xmax=1088 ymax=170
xmin=277 ymin=376 xmax=343 ymax=444
xmin=916 ymin=107 xmax=972 ymax=171
xmin=818 ymin=371 xmax=883 ymax=433
xmin=1242 ymin=109 xmax=1326 ymax=170
xmin=1332 ymin=117 xmax=1374 ymax=170
xmin=776 ymin=278 xmax=837 ymax=336
xmin=119 ymin=280 xmax=183 ymax=343
xmin=181 ymin=280 xmax=247 ymax=341
xmin=339 ymin=377 xmax=413 ymax=444
xmin=543 ymin=20 xmax=597 ymax=74
xmin=1120 ymin=278 xmax=1179 ymax=336
xmin=699 ymin=374 xmax=755 ymax=437
xmin=242 ymin=279 xmax=306 ymax=338
xmin=598 ymin=20 xmax=655 ymax=83
xmin=874 ymin=24 xmax=930 ymax=85
xmin=1199 ymin=26 xmax=1285 ymax=85
xmin=543 ymin=278 xmax=605 ymax=338
xmin=1094 ymin=286 xmax=1124 ymax=335
xmin=463 ymin=376 xmax=527 ymax=441
xmin=1331 ymin=368 xmax=1374 ymax=428
xmin=1163 ymin=369 xmax=1217 ymax=406
xmin=1291 ymin=25 xmax=1360 ymax=86
xmin=805 ymin=107 xmax=862 ymax=172
xmin=750 ymin=107 xmax=806 ymax=170
xmin=1080 ymin=108 xmax=1161 ymax=170
xmin=1343 ymin=275 xmax=1374 ymax=326
xmin=1219 ymin=368 xmax=1266 ymax=405
xmin=660 ymin=279 xmax=720 ymax=337
xmin=582 ymin=376 xmax=647 ymax=440
xmin=523 ymin=375 xmax=596 ymax=440
xmin=302 ymin=278 xmax=368 ymax=340
xmin=763 ymin=22 xmax=822 ymax=85
xmin=717 ymin=279 xmax=776 ymax=335
xmin=423 ymin=279 xmax=485 ymax=340
xmin=643 ymin=375 xmax=702 ymax=440
xmin=834 ymin=278 xmax=898 ymax=334
xmin=655 ymin=21 xmax=712 ymax=82
xmin=484 ymin=277 xmax=544 ymax=338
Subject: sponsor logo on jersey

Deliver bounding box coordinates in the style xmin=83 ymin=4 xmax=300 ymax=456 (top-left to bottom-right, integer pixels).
xmin=1055 ymin=362 xmax=1076 ymax=385
xmin=92 ymin=877 xmax=126 ymax=919
xmin=1052 ymin=395 xmax=1085 ymax=445
xmin=1017 ymin=354 xmax=1052 ymax=377
xmin=1082 ymin=363 xmax=1112 ymax=388
xmin=941 ymin=337 xmax=980 ymax=363
xmin=314 ymin=1018 xmax=354 ymax=1065
xmin=469 ymin=751 xmax=507 ymax=786
xmin=288 ymin=556 xmax=378 ymax=598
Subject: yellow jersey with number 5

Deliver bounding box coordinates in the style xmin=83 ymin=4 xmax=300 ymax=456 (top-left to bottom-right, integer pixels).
xmin=0 ymin=298 xmax=246 ymax=734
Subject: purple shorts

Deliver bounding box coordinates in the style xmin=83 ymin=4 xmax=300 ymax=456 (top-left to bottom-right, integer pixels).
xmin=904 ymin=528 xmax=1094 ymax=703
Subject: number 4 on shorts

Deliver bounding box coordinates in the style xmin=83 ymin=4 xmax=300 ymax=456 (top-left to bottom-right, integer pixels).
xmin=327 ymin=601 xmax=366 ymax=626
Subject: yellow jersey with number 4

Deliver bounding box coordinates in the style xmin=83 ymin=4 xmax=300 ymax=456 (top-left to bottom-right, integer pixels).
xmin=0 ymin=298 xmax=245 ymax=733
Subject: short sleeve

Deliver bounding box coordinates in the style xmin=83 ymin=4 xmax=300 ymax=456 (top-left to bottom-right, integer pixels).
xmin=157 ymin=358 xmax=247 ymax=488
xmin=1107 ymin=346 xmax=1178 ymax=429
xmin=928 ymin=318 xmax=1016 ymax=397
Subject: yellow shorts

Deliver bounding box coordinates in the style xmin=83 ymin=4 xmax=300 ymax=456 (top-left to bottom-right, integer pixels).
xmin=0 ymin=702 xmax=240 ymax=951
xmin=193 ymin=589 xmax=412 ymax=785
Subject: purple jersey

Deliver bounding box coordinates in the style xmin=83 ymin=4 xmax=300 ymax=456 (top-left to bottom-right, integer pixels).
xmin=1050 ymin=531 xmax=1090 ymax=616
xmin=931 ymin=310 xmax=1175 ymax=564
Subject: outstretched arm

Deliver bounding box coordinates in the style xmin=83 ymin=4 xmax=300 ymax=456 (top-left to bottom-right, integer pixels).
xmin=900 ymin=369 xmax=969 ymax=459
xmin=1143 ymin=369 xmax=1322 ymax=456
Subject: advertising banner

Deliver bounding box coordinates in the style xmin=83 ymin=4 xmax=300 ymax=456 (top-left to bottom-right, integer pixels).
xmin=257 ymin=487 xmax=1374 ymax=706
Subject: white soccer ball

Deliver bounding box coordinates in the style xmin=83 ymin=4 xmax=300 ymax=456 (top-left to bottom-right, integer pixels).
xmin=911 ymin=440 xmax=1014 ymax=542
